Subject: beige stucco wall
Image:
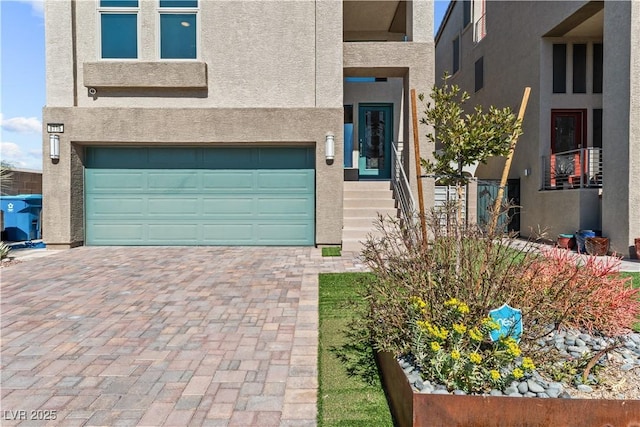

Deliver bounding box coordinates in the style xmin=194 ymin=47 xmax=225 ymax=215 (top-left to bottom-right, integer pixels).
xmin=44 ymin=0 xmax=434 ymax=248
xmin=43 ymin=107 xmax=343 ymax=248
xmin=44 ymin=0 xmax=346 ymax=248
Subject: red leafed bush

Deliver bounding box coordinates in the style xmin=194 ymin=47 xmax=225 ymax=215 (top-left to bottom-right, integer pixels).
xmin=521 ymin=247 xmax=639 ymax=336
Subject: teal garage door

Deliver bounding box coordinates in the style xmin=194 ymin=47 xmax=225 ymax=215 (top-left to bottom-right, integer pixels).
xmin=85 ymin=147 xmax=315 ymax=245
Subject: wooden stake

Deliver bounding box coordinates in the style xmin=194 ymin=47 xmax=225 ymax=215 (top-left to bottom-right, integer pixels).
xmin=411 ymin=89 xmax=428 ymax=244
xmin=489 ymin=87 xmax=531 ymax=234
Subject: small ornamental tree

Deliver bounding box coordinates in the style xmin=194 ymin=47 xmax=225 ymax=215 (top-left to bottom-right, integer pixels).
xmin=419 ymin=74 xmax=523 ymax=227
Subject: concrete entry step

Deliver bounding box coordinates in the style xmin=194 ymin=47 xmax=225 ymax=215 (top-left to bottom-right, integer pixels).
xmin=342 ymin=180 xmax=398 ymax=253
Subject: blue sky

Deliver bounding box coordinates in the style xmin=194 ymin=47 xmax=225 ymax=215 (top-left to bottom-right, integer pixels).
xmin=0 ymin=0 xmax=449 ymax=172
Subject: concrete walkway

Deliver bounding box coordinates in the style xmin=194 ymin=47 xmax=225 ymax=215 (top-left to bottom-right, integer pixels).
xmin=1 ymin=247 xmax=368 ymax=426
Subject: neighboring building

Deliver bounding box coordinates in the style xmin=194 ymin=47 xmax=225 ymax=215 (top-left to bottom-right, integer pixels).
xmin=0 ymin=168 xmax=43 ymax=196
xmin=436 ymin=0 xmax=639 ymax=257
xmin=42 ymin=0 xmax=434 ymax=249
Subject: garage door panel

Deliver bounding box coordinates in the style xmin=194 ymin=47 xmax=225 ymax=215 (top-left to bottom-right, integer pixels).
xmin=85 ymin=146 xmax=315 ymax=246
xmin=147 ymin=197 xmax=200 ymax=216
xmin=257 ymin=223 xmax=313 ymax=243
xmin=257 ymin=196 xmax=314 ymax=217
xmin=148 ymin=224 xmax=200 ymax=241
xmin=87 ymin=171 xmax=146 ymax=190
xmin=87 ymin=223 xmax=145 ymax=242
xmin=87 ymin=197 xmax=147 ymax=217
xmin=202 ymin=197 xmax=255 ymax=216
xmin=202 ymin=171 xmax=254 ymax=190
xmin=148 ymin=172 xmax=199 ymax=191
xmin=148 ymin=148 xmax=199 ymax=167
xmin=256 ymin=171 xmax=314 ymax=190
xmin=201 ymin=224 xmax=255 ymax=243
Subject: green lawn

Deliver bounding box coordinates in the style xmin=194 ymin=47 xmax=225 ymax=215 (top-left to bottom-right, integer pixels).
xmin=318 ymin=273 xmax=393 ymax=427
xmin=621 ymin=272 xmax=640 ymax=332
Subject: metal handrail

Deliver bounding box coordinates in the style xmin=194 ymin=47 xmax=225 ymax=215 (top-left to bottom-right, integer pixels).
xmin=474 ymin=13 xmax=487 ymax=42
xmin=541 ymin=147 xmax=602 ymax=190
xmin=391 ymin=143 xmax=416 ymax=224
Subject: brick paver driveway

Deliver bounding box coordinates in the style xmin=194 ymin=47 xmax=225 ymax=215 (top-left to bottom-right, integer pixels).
xmin=1 ymin=247 xmax=367 ymax=426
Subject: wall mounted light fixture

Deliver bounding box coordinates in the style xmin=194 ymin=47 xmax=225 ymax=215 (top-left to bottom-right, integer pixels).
xmin=523 ymin=167 xmax=531 ymax=177
xmin=49 ymin=134 xmax=60 ymax=160
xmin=325 ymin=133 xmax=335 ymax=161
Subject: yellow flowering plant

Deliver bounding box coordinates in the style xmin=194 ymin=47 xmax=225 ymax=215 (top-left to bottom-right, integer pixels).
xmin=409 ymin=297 xmax=535 ymax=393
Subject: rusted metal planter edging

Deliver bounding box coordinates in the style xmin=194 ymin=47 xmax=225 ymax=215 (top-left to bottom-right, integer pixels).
xmin=376 ymin=351 xmax=640 ymax=427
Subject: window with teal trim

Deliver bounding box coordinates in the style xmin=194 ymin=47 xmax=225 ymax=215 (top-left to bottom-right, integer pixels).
xmin=159 ymin=0 xmax=198 ymax=59
xmin=99 ymin=0 xmax=138 ymax=59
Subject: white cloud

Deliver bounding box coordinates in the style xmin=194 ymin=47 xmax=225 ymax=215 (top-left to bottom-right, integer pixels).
xmin=0 ymin=142 xmax=42 ymax=171
xmin=15 ymin=0 xmax=44 ymax=17
xmin=0 ymin=113 xmax=42 ymax=134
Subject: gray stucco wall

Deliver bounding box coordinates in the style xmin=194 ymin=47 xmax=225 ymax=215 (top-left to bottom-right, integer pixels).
xmin=434 ymin=1 xmax=638 ymax=253
xmin=602 ymin=0 xmax=640 ymax=256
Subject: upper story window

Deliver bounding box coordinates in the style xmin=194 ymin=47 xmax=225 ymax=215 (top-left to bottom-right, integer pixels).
xmin=99 ymin=0 xmax=139 ymax=59
xmin=159 ymin=0 xmax=198 ymax=59
xmin=453 ymin=37 xmax=460 ymax=74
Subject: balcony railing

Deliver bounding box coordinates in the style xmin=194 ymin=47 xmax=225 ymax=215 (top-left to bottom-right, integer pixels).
xmin=474 ymin=14 xmax=487 ymax=42
xmin=541 ymin=148 xmax=602 ymax=190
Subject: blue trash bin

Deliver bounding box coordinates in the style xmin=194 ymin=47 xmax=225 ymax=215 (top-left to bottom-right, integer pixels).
xmin=0 ymin=194 xmax=42 ymax=241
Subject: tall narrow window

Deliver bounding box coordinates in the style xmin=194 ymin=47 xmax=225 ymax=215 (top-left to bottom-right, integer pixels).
xmin=453 ymin=37 xmax=460 ymax=74
xmin=99 ymin=0 xmax=138 ymax=59
xmin=463 ymin=0 xmax=471 ymax=27
xmin=553 ymin=44 xmax=566 ymax=93
xmin=593 ymin=43 xmax=603 ymax=94
xmin=159 ymin=0 xmax=198 ymax=59
xmin=474 ymin=57 xmax=484 ymax=92
xmin=593 ymin=109 xmax=603 ymax=148
xmin=573 ymin=44 xmax=587 ymax=93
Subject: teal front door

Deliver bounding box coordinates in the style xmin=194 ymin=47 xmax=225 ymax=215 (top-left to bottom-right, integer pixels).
xmin=358 ymin=104 xmax=393 ymax=179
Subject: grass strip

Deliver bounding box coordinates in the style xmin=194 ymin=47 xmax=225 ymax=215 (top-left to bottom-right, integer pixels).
xmin=621 ymin=272 xmax=640 ymax=332
xmin=322 ymin=247 xmax=342 ymax=257
xmin=318 ymin=273 xmax=393 ymax=427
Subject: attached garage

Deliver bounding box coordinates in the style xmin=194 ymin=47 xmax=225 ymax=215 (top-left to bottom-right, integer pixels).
xmin=85 ymin=146 xmax=315 ymax=245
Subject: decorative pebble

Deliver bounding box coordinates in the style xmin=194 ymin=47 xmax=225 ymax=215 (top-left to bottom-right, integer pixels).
xmin=527 ymin=380 xmax=545 ymax=393
xmin=489 ymin=389 xmax=503 ymax=396
xmin=577 ymin=384 xmax=593 ymax=393
xmin=517 ymin=382 xmax=528 ymax=394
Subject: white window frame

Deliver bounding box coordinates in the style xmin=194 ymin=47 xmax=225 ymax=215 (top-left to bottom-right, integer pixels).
xmin=97 ymin=0 xmax=141 ymax=60
xmin=156 ymin=0 xmax=200 ymax=61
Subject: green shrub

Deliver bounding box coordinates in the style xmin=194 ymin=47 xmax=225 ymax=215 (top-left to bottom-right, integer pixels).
xmin=0 ymin=241 xmax=10 ymax=260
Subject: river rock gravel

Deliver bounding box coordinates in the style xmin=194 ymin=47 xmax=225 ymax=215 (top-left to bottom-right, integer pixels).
xmin=401 ymin=329 xmax=640 ymax=400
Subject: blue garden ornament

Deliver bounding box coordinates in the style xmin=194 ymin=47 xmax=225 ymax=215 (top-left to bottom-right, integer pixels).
xmin=489 ymin=304 xmax=523 ymax=343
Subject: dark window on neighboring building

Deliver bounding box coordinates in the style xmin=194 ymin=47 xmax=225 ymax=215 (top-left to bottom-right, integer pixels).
xmin=593 ymin=43 xmax=603 ymax=93
xmin=475 ymin=57 xmax=484 ymax=92
xmin=573 ymin=44 xmax=587 ymax=93
xmin=463 ymin=0 xmax=471 ymax=27
xmin=453 ymin=37 xmax=460 ymax=74
xmin=593 ymin=108 xmax=603 ymax=148
xmin=553 ymin=44 xmax=566 ymax=93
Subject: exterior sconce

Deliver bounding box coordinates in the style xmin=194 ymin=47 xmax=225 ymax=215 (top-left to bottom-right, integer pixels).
xmin=325 ymin=133 xmax=335 ymax=161
xmin=49 ymin=134 xmax=60 ymax=160
xmin=523 ymin=167 xmax=531 ymax=177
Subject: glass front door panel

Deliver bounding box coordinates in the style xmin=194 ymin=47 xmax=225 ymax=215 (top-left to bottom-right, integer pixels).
xmin=358 ymin=105 xmax=392 ymax=179
xmin=551 ymin=110 xmax=585 ymax=153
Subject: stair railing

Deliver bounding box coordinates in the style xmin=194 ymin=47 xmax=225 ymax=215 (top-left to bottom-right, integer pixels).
xmin=391 ymin=143 xmax=417 ymax=225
